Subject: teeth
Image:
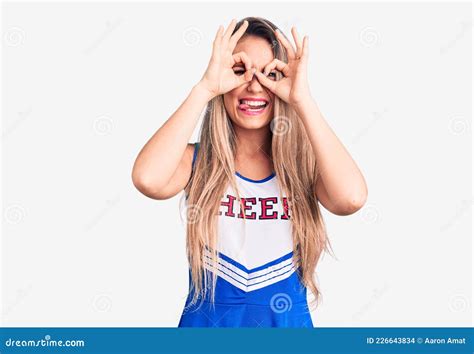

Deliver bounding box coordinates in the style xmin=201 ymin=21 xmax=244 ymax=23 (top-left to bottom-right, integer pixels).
xmin=242 ymin=100 xmax=266 ymax=107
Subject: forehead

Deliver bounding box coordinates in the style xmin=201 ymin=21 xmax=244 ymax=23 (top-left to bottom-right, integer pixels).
xmin=233 ymin=35 xmax=274 ymax=69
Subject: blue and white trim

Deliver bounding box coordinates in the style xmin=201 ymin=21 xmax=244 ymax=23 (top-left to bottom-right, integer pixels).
xmin=235 ymin=171 xmax=276 ymax=183
xmin=203 ymin=249 xmax=299 ymax=292
xmin=192 ymin=143 xmax=276 ymax=184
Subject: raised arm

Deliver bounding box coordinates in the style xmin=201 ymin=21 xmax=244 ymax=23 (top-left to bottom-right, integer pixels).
xmin=131 ymin=84 xmax=211 ymax=200
xmin=132 ymin=19 xmax=254 ymax=200
xmin=255 ymin=27 xmax=368 ymax=215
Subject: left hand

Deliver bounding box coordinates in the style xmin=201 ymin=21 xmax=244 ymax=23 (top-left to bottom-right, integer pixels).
xmin=254 ymin=27 xmax=312 ymax=108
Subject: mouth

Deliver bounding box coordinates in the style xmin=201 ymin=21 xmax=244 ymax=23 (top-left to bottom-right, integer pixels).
xmin=237 ymin=97 xmax=270 ymax=116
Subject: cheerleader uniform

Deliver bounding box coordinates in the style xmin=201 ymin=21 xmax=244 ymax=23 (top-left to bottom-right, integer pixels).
xmin=178 ymin=143 xmax=313 ymax=328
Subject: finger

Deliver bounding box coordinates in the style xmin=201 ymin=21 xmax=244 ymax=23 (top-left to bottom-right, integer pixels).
xmin=275 ymin=28 xmax=296 ymax=59
xmin=229 ymin=20 xmax=248 ymax=50
xmin=301 ymin=35 xmax=309 ymax=61
xmin=237 ymin=68 xmax=257 ymax=85
xmin=291 ymin=27 xmax=303 ymax=58
xmin=254 ymin=71 xmax=277 ymax=93
xmin=214 ymin=25 xmax=224 ymax=42
xmin=223 ymin=19 xmax=237 ymax=43
xmin=263 ymin=58 xmax=290 ymax=77
xmin=232 ymin=51 xmax=252 ymax=71
xmin=212 ymin=25 xmax=224 ymax=53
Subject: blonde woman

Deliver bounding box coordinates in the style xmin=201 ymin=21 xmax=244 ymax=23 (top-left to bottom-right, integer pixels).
xmin=132 ymin=17 xmax=368 ymax=327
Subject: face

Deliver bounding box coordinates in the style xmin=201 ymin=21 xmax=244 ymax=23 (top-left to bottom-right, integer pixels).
xmin=223 ymin=35 xmax=277 ymax=130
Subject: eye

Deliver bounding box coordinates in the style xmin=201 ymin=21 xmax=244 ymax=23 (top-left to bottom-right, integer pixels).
xmin=233 ymin=67 xmax=245 ymax=76
xmin=267 ymin=70 xmax=278 ymax=81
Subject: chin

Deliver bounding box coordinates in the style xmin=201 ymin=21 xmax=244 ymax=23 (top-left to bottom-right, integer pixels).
xmin=232 ymin=109 xmax=274 ymax=130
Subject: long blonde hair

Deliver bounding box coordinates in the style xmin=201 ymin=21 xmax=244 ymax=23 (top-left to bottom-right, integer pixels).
xmin=183 ymin=17 xmax=335 ymax=310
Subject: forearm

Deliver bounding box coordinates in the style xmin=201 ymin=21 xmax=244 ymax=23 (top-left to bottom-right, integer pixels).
xmin=294 ymin=97 xmax=368 ymax=206
xmin=132 ymin=82 xmax=212 ymax=188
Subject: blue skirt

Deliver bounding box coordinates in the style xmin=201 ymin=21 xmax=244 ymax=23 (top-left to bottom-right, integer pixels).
xmin=178 ymin=270 xmax=314 ymax=328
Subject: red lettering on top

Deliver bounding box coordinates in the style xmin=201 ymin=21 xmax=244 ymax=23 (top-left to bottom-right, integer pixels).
xmin=237 ymin=198 xmax=257 ymax=219
xmin=259 ymin=197 xmax=278 ymax=220
xmin=219 ymin=194 xmax=236 ymax=217
xmin=281 ymin=197 xmax=290 ymax=220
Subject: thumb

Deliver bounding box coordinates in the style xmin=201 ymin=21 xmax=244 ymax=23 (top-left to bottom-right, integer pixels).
xmin=254 ymin=71 xmax=277 ymax=93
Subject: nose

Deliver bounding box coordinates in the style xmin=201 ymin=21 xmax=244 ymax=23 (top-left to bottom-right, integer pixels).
xmin=246 ymin=73 xmax=264 ymax=93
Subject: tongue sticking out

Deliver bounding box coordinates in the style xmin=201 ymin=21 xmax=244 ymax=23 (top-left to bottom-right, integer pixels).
xmin=238 ymin=102 xmax=267 ymax=111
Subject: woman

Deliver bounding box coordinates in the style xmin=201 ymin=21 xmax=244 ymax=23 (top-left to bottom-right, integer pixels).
xmin=132 ymin=17 xmax=368 ymax=327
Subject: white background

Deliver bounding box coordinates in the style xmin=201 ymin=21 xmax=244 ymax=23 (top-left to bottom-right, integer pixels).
xmin=1 ymin=2 xmax=472 ymax=327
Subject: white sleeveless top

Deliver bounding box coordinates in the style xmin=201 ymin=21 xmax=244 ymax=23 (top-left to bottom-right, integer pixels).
xmin=211 ymin=171 xmax=296 ymax=292
xmin=179 ymin=142 xmax=312 ymax=328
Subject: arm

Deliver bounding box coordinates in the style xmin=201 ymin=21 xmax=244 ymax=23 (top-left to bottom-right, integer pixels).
xmin=255 ymin=27 xmax=367 ymax=215
xmin=294 ymin=98 xmax=368 ymax=215
xmin=132 ymin=19 xmax=254 ymax=200
xmin=131 ymin=84 xmax=211 ymax=200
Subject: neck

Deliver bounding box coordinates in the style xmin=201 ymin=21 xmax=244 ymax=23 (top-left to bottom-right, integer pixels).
xmin=233 ymin=125 xmax=272 ymax=158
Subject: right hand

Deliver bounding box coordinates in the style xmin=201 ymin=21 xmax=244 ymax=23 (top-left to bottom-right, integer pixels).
xmin=198 ymin=19 xmax=256 ymax=99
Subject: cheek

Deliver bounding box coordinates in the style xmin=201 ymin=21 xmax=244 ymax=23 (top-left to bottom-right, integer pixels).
xmin=223 ymin=90 xmax=240 ymax=117
xmin=223 ymin=95 xmax=236 ymax=121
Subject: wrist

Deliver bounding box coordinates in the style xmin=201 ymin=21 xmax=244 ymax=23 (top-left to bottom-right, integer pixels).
xmin=194 ymin=80 xmax=216 ymax=102
xmin=291 ymin=93 xmax=315 ymax=113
